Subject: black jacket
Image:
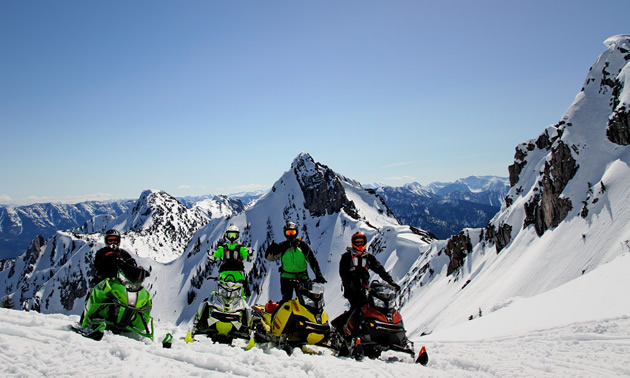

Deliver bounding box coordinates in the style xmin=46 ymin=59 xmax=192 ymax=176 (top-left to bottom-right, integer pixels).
xmin=93 ymin=246 xmax=137 ymax=285
xmin=339 ymin=247 xmax=394 ymax=290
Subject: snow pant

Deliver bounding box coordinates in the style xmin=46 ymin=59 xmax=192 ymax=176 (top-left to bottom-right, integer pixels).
xmin=343 ymin=285 xmax=368 ymax=310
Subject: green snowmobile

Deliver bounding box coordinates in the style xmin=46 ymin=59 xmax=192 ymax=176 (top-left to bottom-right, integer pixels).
xmin=79 ymin=262 xmax=154 ymax=340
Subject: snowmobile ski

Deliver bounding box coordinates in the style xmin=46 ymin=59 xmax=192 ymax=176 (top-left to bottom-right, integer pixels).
xmin=69 ymin=322 xmax=106 ymax=341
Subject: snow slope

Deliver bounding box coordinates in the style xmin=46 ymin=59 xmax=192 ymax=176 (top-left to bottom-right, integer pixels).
xmin=1 ymin=251 xmax=628 ymax=377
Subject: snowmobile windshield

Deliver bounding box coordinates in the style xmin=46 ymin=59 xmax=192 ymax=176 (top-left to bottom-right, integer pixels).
xmin=371 ymin=282 xmax=396 ymax=301
xmin=300 ymin=281 xmax=325 ymax=296
xmin=369 ymin=282 xmax=396 ymax=312
xmin=117 ymin=264 xmax=148 ymax=290
xmin=298 ymin=282 xmax=325 ymax=311
xmin=117 ymin=271 xmax=143 ymax=292
xmin=217 ymin=281 xmax=242 ymax=299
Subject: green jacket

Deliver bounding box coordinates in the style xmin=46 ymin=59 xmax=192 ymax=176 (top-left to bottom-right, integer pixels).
xmin=265 ymin=239 xmax=322 ymax=280
xmin=210 ymin=243 xmax=249 ymax=276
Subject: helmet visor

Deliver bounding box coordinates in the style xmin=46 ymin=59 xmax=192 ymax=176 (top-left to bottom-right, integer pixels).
xmin=106 ymin=236 xmax=120 ymax=245
xmin=285 ymin=229 xmax=297 ymax=236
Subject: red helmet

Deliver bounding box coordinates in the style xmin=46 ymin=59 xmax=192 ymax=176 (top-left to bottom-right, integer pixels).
xmin=351 ymin=232 xmax=367 ymax=253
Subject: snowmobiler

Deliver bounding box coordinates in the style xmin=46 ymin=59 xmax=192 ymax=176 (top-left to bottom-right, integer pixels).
xmin=211 ymin=225 xmax=252 ymax=292
xmin=185 ymin=278 xmax=255 ymax=350
xmin=79 ymin=261 xmax=154 ymax=341
xmin=331 ymin=280 xmax=428 ymax=365
xmin=77 ymin=230 xmax=154 ymax=341
xmin=265 ymin=222 xmax=327 ymax=306
xmin=332 ymin=232 xmax=427 ymax=364
xmin=252 ymin=280 xmax=332 ymax=354
xmin=93 ymin=229 xmax=138 ymax=285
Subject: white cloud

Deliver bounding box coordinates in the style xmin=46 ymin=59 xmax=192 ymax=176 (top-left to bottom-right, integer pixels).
xmin=384 ymin=175 xmax=416 ymax=181
xmin=177 ymin=185 xmax=192 ymax=190
xmin=383 ymin=161 xmax=415 ymax=168
xmin=20 ymin=193 xmax=116 ymax=206
xmin=216 ymin=184 xmax=268 ymax=193
xmin=0 ymin=194 xmax=12 ymax=203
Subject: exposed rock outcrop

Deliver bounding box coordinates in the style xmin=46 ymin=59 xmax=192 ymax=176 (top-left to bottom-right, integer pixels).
xmin=607 ymin=104 xmax=630 ymax=145
xmin=443 ymin=231 xmax=473 ymax=276
xmin=523 ymin=141 xmax=578 ymax=236
xmin=484 ymin=222 xmax=513 ymax=253
xmin=291 ymin=153 xmax=357 ymax=218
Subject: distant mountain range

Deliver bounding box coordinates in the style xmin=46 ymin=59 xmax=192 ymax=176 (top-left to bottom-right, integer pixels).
xmin=0 ymin=178 xmax=508 ymax=260
xmin=376 ymin=177 xmax=509 ymax=239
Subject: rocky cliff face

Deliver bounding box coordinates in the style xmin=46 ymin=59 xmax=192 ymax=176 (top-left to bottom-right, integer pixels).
xmin=291 ymin=152 xmax=358 ymax=218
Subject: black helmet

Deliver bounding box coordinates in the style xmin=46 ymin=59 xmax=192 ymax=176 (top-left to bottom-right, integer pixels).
xmin=351 ymin=232 xmax=367 ymax=253
xmin=225 ymin=224 xmax=240 ymax=243
xmin=283 ymin=222 xmax=299 ymax=241
xmin=104 ymin=229 xmax=121 ymax=249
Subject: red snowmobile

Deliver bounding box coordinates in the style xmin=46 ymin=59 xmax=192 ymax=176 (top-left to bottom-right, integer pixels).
xmin=331 ymin=280 xmax=428 ymax=365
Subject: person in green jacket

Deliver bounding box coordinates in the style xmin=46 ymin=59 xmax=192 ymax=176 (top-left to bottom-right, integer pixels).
xmin=210 ymin=224 xmax=251 ymax=286
xmin=265 ymin=221 xmax=326 ymax=304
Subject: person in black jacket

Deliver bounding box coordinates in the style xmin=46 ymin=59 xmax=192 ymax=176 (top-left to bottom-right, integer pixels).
xmin=92 ymin=229 xmax=137 ymax=286
xmin=265 ymin=221 xmax=326 ymax=304
xmin=339 ymin=231 xmax=400 ymax=311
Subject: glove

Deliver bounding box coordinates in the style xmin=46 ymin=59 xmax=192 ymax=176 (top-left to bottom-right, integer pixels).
xmin=390 ymin=282 xmax=401 ymax=291
xmin=185 ymin=332 xmax=194 ymax=344
xmin=314 ymin=275 xmax=327 ymax=284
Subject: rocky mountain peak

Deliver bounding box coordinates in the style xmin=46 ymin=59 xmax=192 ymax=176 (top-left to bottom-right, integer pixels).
xmin=290 ymin=153 xmax=357 ymax=218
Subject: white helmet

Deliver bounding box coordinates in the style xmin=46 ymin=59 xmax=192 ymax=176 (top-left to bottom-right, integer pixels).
xmin=225 ymin=225 xmax=240 ymax=243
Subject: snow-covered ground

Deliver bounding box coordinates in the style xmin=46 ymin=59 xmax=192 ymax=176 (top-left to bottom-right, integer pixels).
xmin=2 ymin=252 xmax=628 ymax=377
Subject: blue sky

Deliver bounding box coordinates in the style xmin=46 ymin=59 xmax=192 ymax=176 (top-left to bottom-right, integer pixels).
xmin=1 ymin=1 xmax=629 ymax=206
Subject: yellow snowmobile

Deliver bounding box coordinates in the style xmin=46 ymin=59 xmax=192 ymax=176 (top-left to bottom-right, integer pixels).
xmin=252 ymin=281 xmax=332 ymax=354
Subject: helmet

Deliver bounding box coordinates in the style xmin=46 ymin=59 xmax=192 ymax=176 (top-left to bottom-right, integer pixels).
xmin=104 ymin=229 xmax=121 ymax=249
xmin=283 ymin=222 xmax=299 ymax=241
xmin=351 ymin=232 xmax=367 ymax=253
xmin=225 ymin=225 xmax=240 ymax=243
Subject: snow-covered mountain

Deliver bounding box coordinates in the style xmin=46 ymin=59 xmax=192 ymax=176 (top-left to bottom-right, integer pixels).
xmin=433 ymin=177 xmax=508 ymax=207
xmin=75 ymin=189 xmax=210 ymax=263
xmin=398 ymin=34 xmax=630 ymax=335
xmin=156 ymin=152 xmax=435 ymax=324
xmin=0 ymin=201 xmax=133 ymax=259
xmin=188 ymin=195 xmax=246 ymax=220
